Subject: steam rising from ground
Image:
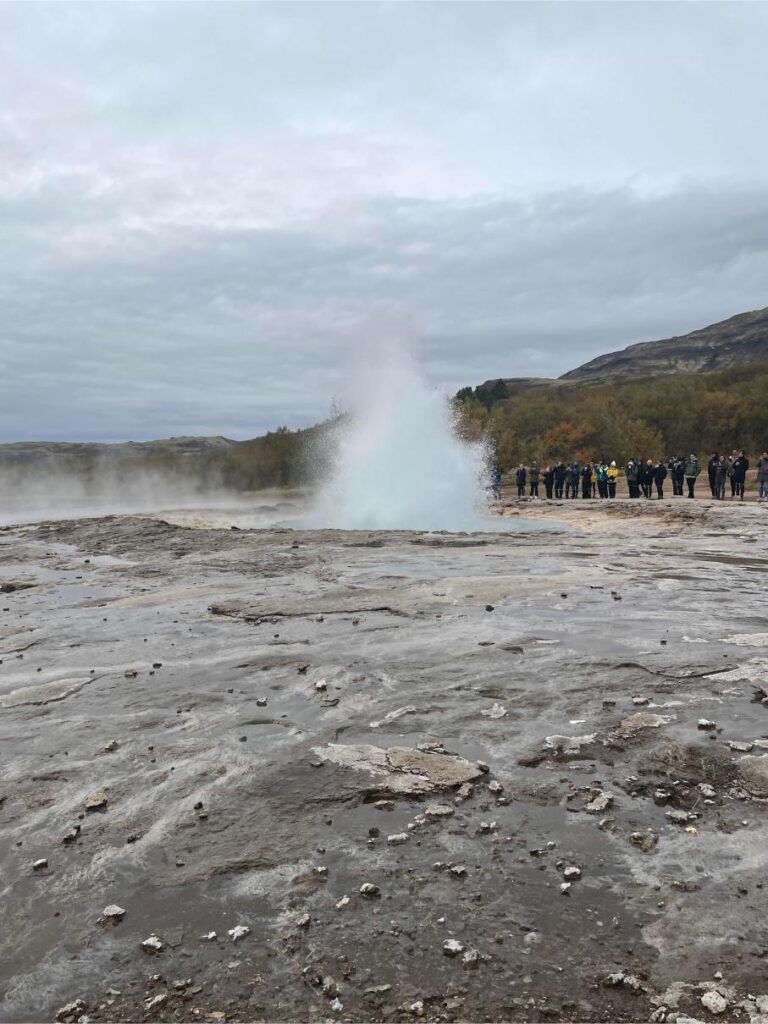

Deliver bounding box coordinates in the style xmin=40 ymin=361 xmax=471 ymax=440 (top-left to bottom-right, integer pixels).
xmin=308 ymin=346 xmax=497 ymax=531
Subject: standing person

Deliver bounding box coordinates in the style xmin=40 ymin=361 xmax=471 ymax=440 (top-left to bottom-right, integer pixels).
xmin=607 ymin=461 xmax=619 ymax=498
xmin=515 ymin=463 xmax=527 ymax=498
xmin=669 ymin=457 xmax=684 ymax=496
xmin=727 ymin=449 xmax=739 ymax=498
xmin=596 ymin=462 xmax=608 ymax=499
xmin=707 ymin=452 xmax=719 ymax=498
xmin=581 ymin=463 xmax=592 ymax=498
xmin=684 ymin=453 xmax=701 ymax=498
xmin=491 ymin=467 xmax=502 ymax=500
xmin=564 ymin=462 xmax=576 ymax=499
xmin=591 ymin=464 xmax=598 ymax=498
xmin=544 ymin=465 xmax=555 ymax=500
xmin=715 ymin=456 xmax=728 ymax=500
xmin=653 ymin=460 xmax=667 ymax=499
xmin=641 ymin=460 xmax=654 ymax=499
xmin=554 ymin=461 xmax=566 ymax=499
xmin=529 ymin=461 xmax=540 ymax=498
xmin=757 ymin=451 xmax=768 ymax=501
xmin=732 ymin=450 xmax=749 ymax=500
xmin=626 ymin=459 xmax=639 ymax=499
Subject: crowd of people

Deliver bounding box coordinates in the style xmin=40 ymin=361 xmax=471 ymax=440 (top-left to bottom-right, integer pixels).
xmin=503 ymin=449 xmax=768 ymax=501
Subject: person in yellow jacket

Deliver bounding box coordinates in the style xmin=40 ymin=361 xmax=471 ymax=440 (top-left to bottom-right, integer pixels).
xmin=607 ymin=461 xmax=620 ymax=499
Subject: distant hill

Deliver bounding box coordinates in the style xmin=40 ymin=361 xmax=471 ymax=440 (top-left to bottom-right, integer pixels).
xmin=561 ymin=305 xmax=768 ymax=381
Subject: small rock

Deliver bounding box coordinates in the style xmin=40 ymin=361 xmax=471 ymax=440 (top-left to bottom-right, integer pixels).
xmin=256 ymin=697 xmax=268 ymax=707
xmin=585 ymin=791 xmax=613 ymax=814
xmin=409 ymin=1000 xmax=425 ymax=1016
xmin=560 ymin=882 xmax=572 ymax=894
xmin=424 ymin=803 xmax=454 ymax=819
xmin=33 ymin=858 xmax=49 ymax=872
xmin=523 ymin=931 xmax=542 ymax=946
xmin=698 ymin=782 xmax=716 ymax=799
xmin=313 ymin=866 xmax=328 ymax=877
xmin=335 ymin=895 xmax=350 ymax=909
xmin=141 ymin=934 xmax=164 ymax=953
xmin=124 ymin=669 xmax=138 ymax=679
xmin=449 ymin=864 xmax=467 ymax=878
xmin=374 ymin=800 xmax=395 ymax=810
xmin=443 ymin=939 xmax=465 ymax=957
xmin=84 ymin=791 xmax=108 ymax=812
xmin=330 ymin=997 xmax=343 ymax=1012
xmin=698 ymin=719 xmax=717 ymax=731
xmin=462 ymin=948 xmax=480 ymax=969
xmin=603 ymin=971 xmax=641 ymax=991
xmin=563 ymin=865 xmax=581 ymax=881
xmin=360 ymin=882 xmax=380 ymax=897
xmin=103 ymin=740 xmax=119 ymax=753
xmin=56 ymin=999 xmax=87 ymax=1022
xmin=228 ymin=924 xmax=250 ymax=941
xmin=297 ymin=914 xmax=311 ymax=929
xmin=728 ymin=740 xmax=754 ymax=753
xmin=322 ymin=976 xmax=340 ymax=997
xmin=629 ymin=830 xmax=658 ymax=851
xmin=478 ymin=820 xmax=498 ymax=833
xmin=315 ymin=680 xmax=327 ymax=692
xmin=101 ymin=904 xmax=126 ymax=921
xmin=144 ymin=993 xmax=168 ymax=1012
xmin=632 ymin=696 xmax=650 ymax=706
xmin=387 ymin=833 xmax=409 ymax=845
xmin=488 ymin=779 xmax=503 ymax=794
xmin=667 ymin=809 xmax=696 ymax=824
xmin=701 ymin=990 xmax=728 ymax=1015
xmin=62 ymin=825 xmax=81 ymax=845
xmin=200 ymin=931 xmax=217 ymax=941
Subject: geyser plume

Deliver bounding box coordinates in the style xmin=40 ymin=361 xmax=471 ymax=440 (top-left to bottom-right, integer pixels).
xmin=309 ymin=346 xmax=493 ymax=531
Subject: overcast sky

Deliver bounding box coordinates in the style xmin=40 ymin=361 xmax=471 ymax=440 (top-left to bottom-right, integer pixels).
xmin=2 ymin=2 xmax=768 ymax=441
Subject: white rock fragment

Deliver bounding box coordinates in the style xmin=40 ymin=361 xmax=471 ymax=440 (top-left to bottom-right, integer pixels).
xmin=481 ymin=703 xmax=507 ymax=719
xmin=228 ymin=924 xmax=250 ymax=942
xmin=144 ymin=994 xmax=168 ymax=1012
xmin=141 ymin=934 xmax=164 ymax=953
xmin=478 ymin=820 xmax=498 ymax=833
xmin=84 ymin=791 xmax=108 ymax=811
xmin=728 ymin=740 xmax=754 ymax=753
xmin=387 ymin=833 xmax=409 ymax=845
xmin=563 ymin=866 xmax=582 ymax=881
xmin=424 ymin=803 xmax=455 ymax=819
xmin=101 ymin=904 xmax=126 ymax=921
xmin=488 ymin=779 xmax=504 ymax=794
xmin=360 ymin=883 xmax=380 ymax=897
xmin=603 ymin=971 xmax=642 ymax=990
xmin=200 ymin=931 xmax=217 ymax=941
xmin=409 ymin=1000 xmax=425 ymax=1016
xmin=701 ymin=991 xmax=728 ymax=1015
xmin=698 ymin=719 xmax=717 ymax=731
xmin=442 ymin=939 xmax=465 ymax=957
xmin=698 ymin=783 xmax=716 ymax=799
xmin=314 ymin=679 xmax=327 ymax=692
xmin=330 ymin=997 xmax=343 ymax=1012
xmin=586 ymin=792 xmax=613 ymax=814
xmin=33 ymin=858 xmax=49 ymax=872
xmin=449 ymin=864 xmax=467 ymax=878
xmin=56 ymin=999 xmax=87 ymax=1022
xmin=560 ymin=882 xmax=572 ymax=894
xmin=335 ymin=895 xmax=350 ymax=910
xmin=462 ymin=948 xmax=480 ymax=969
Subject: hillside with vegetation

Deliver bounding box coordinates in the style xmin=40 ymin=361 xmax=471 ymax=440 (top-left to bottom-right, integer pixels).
xmin=454 ymin=363 xmax=768 ymax=470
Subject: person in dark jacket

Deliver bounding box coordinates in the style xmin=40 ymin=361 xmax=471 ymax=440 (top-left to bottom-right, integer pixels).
xmin=727 ymin=449 xmax=739 ymax=497
xmin=707 ymin=452 xmax=719 ymax=498
xmin=653 ymin=460 xmax=668 ymax=499
xmin=757 ymin=451 xmax=768 ymax=501
xmin=529 ymin=461 xmax=540 ymax=498
xmin=581 ymin=463 xmax=592 ymax=498
xmin=626 ymin=459 xmax=639 ymax=498
xmin=515 ymin=464 xmax=527 ymax=498
xmin=732 ymin=451 xmax=749 ymax=499
xmin=669 ymin=457 xmax=684 ymax=496
xmin=639 ymin=460 xmax=653 ymax=499
xmin=544 ymin=465 xmax=555 ymax=500
xmin=715 ymin=456 xmax=728 ymax=500
xmin=684 ymin=454 xmax=701 ymax=498
xmin=554 ymin=462 xmax=566 ymax=499
xmin=596 ymin=462 xmax=609 ymax=499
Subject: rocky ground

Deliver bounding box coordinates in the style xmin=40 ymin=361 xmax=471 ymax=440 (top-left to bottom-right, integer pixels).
xmin=1 ymin=498 xmax=767 ymax=1024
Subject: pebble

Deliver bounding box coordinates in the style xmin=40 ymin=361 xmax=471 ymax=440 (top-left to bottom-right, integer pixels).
xmin=56 ymin=999 xmax=87 ymax=1021
xmin=488 ymin=779 xmax=503 ymax=794
xmin=84 ymin=791 xmax=108 ymax=812
xmin=478 ymin=820 xmax=498 ymax=833
xmin=449 ymin=864 xmax=467 ymax=878
xmin=728 ymin=740 xmax=754 ymax=752
xmin=698 ymin=719 xmax=717 ymax=730
xmin=256 ymin=697 xmax=268 ymax=707
xmin=297 ymin=914 xmax=311 ymax=929
xmin=462 ymin=948 xmax=480 ymax=969
xmin=103 ymin=740 xmax=119 ymax=753
xmin=33 ymin=858 xmax=49 ymax=872
xmin=387 ymin=833 xmax=409 ymax=845
xmin=424 ymin=803 xmax=454 ymax=819
xmin=144 ymin=994 xmax=168 ymax=1012
xmin=335 ymin=895 xmax=351 ymax=909
xmin=330 ymin=997 xmax=343 ymax=1012
xmin=315 ymin=680 xmax=327 ymax=692
xmin=101 ymin=904 xmax=126 ymax=921
xmin=563 ymin=865 xmax=582 ymax=881
xmin=228 ymin=924 xmax=250 ymax=941
xmin=586 ymin=791 xmax=613 ymax=813
xmin=443 ymin=939 xmax=465 ymax=957
xmin=62 ymin=825 xmax=81 ymax=844
xmin=698 ymin=783 xmax=716 ymax=799
xmin=200 ymin=931 xmax=217 ymax=941
xmin=360 ymin=883 xmax=380 ymax=897
xmin=141 ymin=934 xmax=164 ymax=953
xmin=560 ymin=882 xmax=572 ymax=894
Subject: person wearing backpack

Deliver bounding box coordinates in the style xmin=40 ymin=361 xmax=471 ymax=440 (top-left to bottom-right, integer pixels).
xmin=653 ymin=460 xmax=668 ymax=499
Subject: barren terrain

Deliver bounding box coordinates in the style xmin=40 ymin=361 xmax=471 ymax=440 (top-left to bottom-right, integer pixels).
xmin=1 ymin=499 xmax=767 ymax=1023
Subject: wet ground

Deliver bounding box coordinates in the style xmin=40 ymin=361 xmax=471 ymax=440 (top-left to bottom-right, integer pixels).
xmin=1 ymin=498 xmax=767 ymax=1023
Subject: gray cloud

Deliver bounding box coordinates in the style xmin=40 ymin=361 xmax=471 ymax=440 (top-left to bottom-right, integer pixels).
xmin=1 ymin=3 xmax=767 ymax=440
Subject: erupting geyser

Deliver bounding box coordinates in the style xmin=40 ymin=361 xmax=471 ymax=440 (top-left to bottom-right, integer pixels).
xmin=309 ymin=345 xmax=493 ymax=531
